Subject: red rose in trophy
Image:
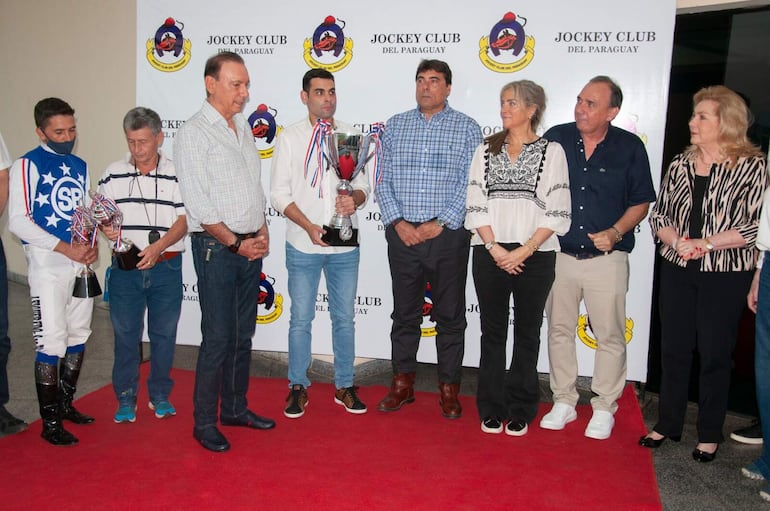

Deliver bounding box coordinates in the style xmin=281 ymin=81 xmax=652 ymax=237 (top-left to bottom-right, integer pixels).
xmin=321 ymin=130 xmax=380 ymax=246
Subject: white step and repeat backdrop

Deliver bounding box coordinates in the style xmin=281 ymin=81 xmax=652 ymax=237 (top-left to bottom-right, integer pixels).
xmin=137 ymin=0 xmax=676 ymax=382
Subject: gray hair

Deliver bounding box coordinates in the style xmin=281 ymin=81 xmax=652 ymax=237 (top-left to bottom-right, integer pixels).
xmin=123 ymin=107 xmax=162 ymax=135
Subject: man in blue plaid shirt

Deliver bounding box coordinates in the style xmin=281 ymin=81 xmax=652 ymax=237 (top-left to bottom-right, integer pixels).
xmin=375 ymin=59 xmax=482 ymax=419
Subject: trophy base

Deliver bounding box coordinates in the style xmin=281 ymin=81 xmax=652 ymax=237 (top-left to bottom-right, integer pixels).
xmin=322 ymin=226 xmax=359 ymax=247
xmin=73 ymin=274 xmax=102 ymax=298
xmin=115 ymin=244 xmax=141 ymax=271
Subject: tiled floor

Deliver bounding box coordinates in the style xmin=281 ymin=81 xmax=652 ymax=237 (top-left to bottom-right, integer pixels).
xmin=3 ymin=279 xmax=766 ymax=510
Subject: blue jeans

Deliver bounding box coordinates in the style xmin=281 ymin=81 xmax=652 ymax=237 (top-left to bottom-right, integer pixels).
xmin=191 ymin=233 xmax=262 ymax=429
xmin=286 ymin=243 xmax=359 ymax=389
xmin=0 ymin=238 xmax=10 ymax=406
xmin=754 ymin=262 xmax=770 ymax=478
xmin=108 ymin=254 xmax=182 ymax=405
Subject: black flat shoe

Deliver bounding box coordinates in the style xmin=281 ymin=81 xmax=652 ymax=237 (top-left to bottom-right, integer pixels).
xmin=638 ymin=433 xmax=681 ymax=448
xmin=692 ymin=444 xmax=719 ymax=463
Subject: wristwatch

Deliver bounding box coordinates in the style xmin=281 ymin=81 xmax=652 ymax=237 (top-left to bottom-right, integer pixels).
xmin=436 ymin=218 xmax=448 ymax=228
xmin=705 ymin=238 xmax=714 ymax=251
xmin=228 ymin=238 xmax=242 ymax=253
xmin=484 ymin=240 xmax=496 ymax=251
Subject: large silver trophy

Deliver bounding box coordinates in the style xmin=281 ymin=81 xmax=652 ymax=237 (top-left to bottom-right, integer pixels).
xmin=321 ymin=131 xmax=374 ymax=246
xmin=90 ymin=191 xmax=141 ymax=270
xmin=70 ymin=204 xmax=102 ymax=298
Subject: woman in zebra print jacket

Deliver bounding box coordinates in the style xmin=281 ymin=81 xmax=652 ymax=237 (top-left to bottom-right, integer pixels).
xmin=640 ymin=85 xmax=767 ymax=463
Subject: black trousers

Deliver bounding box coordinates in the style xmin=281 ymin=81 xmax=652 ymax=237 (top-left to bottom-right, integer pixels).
xmin=655 ymin=260 xmax=752 ymax=443
xmin=385 ymin=225 xmax=470 ymax=383
xmin=473 ymin=245 xmax=555 ymax=423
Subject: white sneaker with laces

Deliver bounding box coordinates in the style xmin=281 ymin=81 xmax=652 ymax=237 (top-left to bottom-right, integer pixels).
xmin=584 ymin=410 xmax=615 ymax=440
xmin=539 ymin=402 xmax=577 ymax=430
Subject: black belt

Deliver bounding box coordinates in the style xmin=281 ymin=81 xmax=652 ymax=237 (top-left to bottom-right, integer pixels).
xmin=560 ymin=250 xmax=608 ymax=260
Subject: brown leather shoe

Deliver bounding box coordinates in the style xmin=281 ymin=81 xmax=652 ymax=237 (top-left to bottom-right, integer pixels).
xmin=439 ymin=382 xmax=462 ymax=419
xmin=377 ymin=372 xmax=416 ymax=411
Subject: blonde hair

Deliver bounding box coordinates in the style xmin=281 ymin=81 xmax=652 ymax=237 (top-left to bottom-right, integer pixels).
xmin=486 ymin=80 xmax=547 ymax=155
xmin=685 ymin=85 xmax=762 ymax=164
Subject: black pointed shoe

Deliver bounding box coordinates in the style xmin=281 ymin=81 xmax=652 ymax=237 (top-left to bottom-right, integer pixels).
xmin=692 ymin=444 xmax=719 ymax=463
xmin=639 ymin=433 xmax=681 ymax=448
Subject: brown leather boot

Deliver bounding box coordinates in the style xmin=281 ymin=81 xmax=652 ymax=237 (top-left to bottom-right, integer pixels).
xmin=439 ymin=382 xmax=462 ymax=419
xmin=377 ymin=372 xmax=416 ymax=411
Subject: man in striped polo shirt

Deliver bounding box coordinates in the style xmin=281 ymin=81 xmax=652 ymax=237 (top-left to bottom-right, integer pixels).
xmin=97 ymin=107 xmax=187 ymax=425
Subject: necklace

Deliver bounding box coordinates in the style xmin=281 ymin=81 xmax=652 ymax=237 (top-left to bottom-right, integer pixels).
xmin=131 ymin=154 xmax=161 ymax=244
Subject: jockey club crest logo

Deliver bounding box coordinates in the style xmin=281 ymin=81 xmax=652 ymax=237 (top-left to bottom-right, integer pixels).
xmin=577 ymin=314 xmax=634 ymax=350
xmin=303 ymin=15 xmax=354 ymax=72
xmin=248 ymin=104 xmax=284 ymax=159
xmin=146 ymin=17 xmax=192 ymax=72
xmin=257 ymin=272 xmax=284 ymax=324
xmin=420 ymin=281 xmax=437 ymax=338
xmin=479 ymin=11 xmax=535 ymax=73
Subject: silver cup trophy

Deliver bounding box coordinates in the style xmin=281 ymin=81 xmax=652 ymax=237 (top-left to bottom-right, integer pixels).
xmin=70 ymin=203 xmax=102 ymax=298
xmin=90 ymin=191 xmax=141 ymax=270
xmin=321 ymin=131 xmax=374 ymax=246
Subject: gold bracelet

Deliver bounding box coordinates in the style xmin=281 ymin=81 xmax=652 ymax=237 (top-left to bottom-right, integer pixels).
xmin=524 ymin=239 xmax=539 ymax=254
xmin=610 ymin=226 xmax=623 ymax=243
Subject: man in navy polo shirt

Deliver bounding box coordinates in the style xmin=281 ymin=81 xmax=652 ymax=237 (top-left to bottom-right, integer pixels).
xmin=540 ymin=76 xmax=655 ymax=440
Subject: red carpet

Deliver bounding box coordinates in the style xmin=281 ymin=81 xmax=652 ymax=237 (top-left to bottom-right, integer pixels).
xmin=0 ymin=369 xmax=660 ymax=510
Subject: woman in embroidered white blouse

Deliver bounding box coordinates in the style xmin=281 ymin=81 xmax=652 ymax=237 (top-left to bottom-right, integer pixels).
xmin=465 ymin=80 xmax=571 ymax=437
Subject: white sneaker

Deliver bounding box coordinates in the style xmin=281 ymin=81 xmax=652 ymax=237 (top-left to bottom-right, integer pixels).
xmin=584 ymin=410 xmax=615 ymax=440
xmin=539 ymin=402 xmax=577 ymax=430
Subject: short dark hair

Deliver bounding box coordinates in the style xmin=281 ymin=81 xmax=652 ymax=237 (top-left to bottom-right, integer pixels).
xmin=34 ymin=98 xmax=75 ymax=129
xmin=204 ymin=51 xmax=244 ymax=80
xmin=415 ymin=59 xmax=452 ymax=85
xmin=123 ymin=107 xmax=162 ymax=135
xmin=588 ymin=75 xmax=623 ymax=109
xmin=303 ymin=68 xmax=335 ymax=92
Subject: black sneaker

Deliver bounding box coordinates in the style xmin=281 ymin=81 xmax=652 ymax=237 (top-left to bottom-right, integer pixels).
xmin=731 ymin=420 xmax=763 ymax=445
xmin=284 ymin=384 xmax=308 ymax=419
xmin=505 ymin=419 xmax=528 ymax=437
xmin=334 ymin=386 xmax=367 ymax=414
xmin=0 ymin=406 xmax=28 ymax=437
xmin=481 ymin=416 xmax=503 ymax=434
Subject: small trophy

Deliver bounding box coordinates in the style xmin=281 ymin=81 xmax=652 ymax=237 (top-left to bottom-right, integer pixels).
xmin=70 ymin=204 xmax=102 ymax=298
xmin=321 ymin=131 xmax=375 ymax=246
xmin=90 ymin=191 xmax=141 ymax=270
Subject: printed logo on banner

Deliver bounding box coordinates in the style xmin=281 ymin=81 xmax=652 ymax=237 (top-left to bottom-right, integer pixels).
xmin=421 ymin=282 xmax=437 ymax=338
xmin=303 ymin=15 xmax=353 ymax=72
xmin=614 ymin=113 xmax=648 ymax=145
xmin=479 ymin=11 xmax=535 ymax=73
xmin=146 ymin=17 xmax=192 ymax=72
xmin=248 ymin=104 xmax=284 ymax=159
xmin=257 ymin=272 xmax=284 ymax=324
xmin=577 ymin=314 xmax=634 ymax=349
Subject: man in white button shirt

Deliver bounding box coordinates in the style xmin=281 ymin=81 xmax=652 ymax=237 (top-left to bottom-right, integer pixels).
xmin=270 ymin=68 xmax=369 ymax=419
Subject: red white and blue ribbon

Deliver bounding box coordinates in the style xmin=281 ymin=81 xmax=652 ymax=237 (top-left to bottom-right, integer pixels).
xmin=368 ymin=122 xmax=385 ymax=188
xmin=304 ymin=118 xmax=333 ymax=195
xmin=89 ymin=191 xmax=124 ymax=248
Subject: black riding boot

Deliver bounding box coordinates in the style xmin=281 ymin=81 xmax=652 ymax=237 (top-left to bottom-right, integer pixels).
xmin=36 ymin=361 xmax=78 ymax=446
xmin=59 ymin=350 xmax=95 ymax=424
